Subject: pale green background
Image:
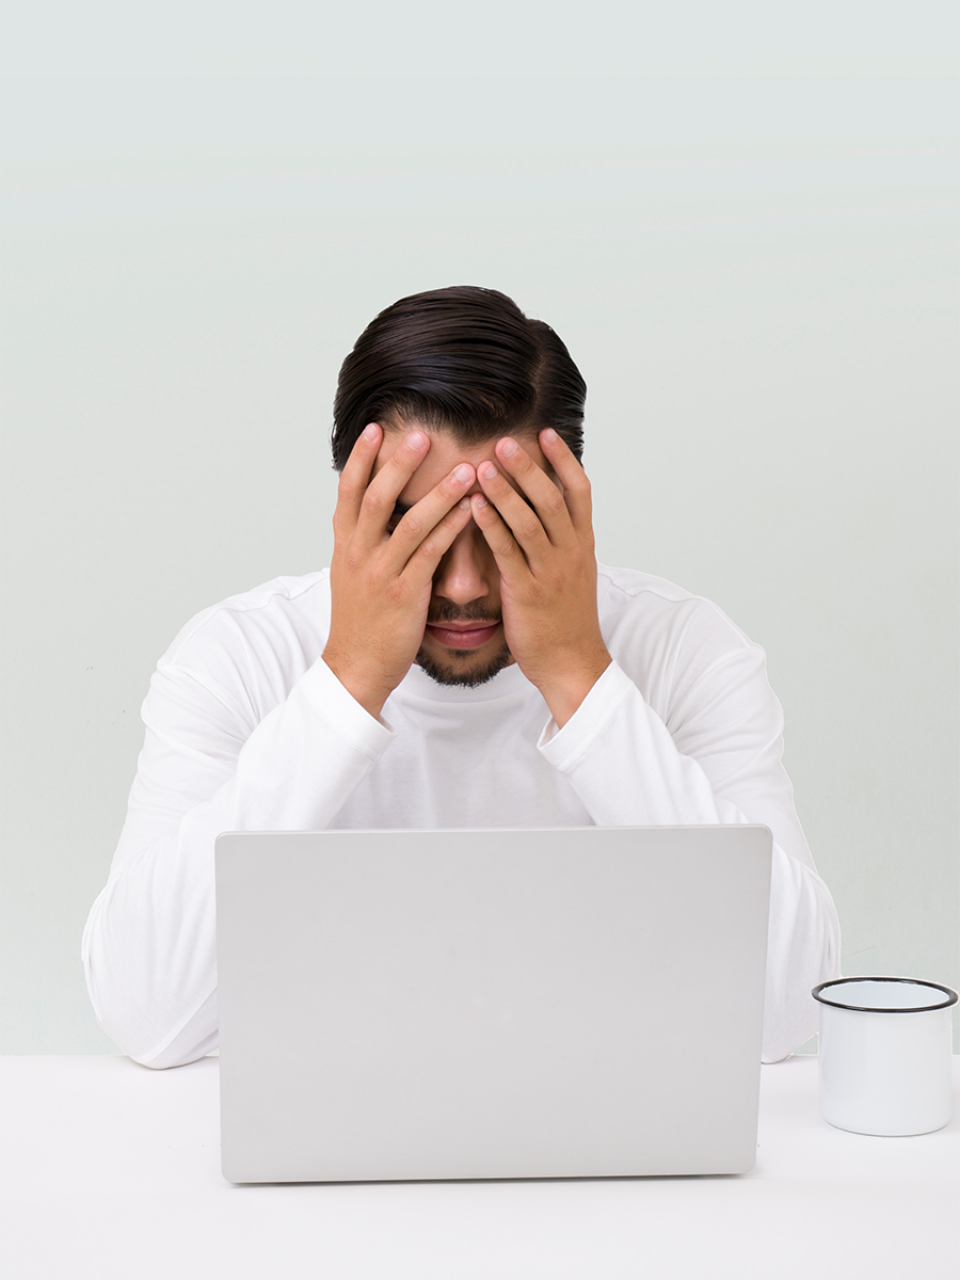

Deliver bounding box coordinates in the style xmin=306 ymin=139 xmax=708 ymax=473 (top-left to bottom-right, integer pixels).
xmin=1 ymin=3 xmax=957 ymax=1053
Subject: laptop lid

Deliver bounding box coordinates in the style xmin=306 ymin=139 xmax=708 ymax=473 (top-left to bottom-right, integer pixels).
xmin=215 ymin=825 xmax=772 ymax=1183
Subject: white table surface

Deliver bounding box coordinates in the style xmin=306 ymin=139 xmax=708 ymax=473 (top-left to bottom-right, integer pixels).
xmin=3 ymin=1054 xmax=958 ymax=1280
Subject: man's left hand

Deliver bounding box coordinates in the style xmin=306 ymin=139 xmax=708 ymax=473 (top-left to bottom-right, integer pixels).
xmin=470 ymin=428 xmax=611 ymax=728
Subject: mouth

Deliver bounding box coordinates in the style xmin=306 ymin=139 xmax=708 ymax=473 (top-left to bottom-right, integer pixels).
xmin=424 ymin=621 xmax=502 ymax=651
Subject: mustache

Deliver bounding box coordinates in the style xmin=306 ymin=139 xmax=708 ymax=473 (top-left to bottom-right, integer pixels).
xmin=426 ymin=603 xmax=500 ymax=625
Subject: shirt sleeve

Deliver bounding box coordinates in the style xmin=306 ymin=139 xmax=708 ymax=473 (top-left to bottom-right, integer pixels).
xmin=537 ymin=655 xmax=841 ymax=1063
xmin=81 ymin=642 xmax=394 ymax=1070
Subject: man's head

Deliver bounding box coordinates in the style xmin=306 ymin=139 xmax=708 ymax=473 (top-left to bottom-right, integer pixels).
xmin=331 ymin=286 xmax=586 ymax=471
xmin=329 ymin=287 xmax=588 ymax=690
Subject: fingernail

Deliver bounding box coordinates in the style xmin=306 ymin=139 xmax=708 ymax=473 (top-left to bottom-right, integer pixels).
xmin=458 ymin=497 xmax=471 ymax=510
xmin=500 ymin=438 xmax=517 ymax=457
xmin=475 ymin=495 xmax=488 ymax=508
xmin=363 ymin=423 xmax=379 ymax=441
xmin=479 ymin=462 xmax=497 ymax=481
xmin=541 ymin=428 xmax=557 ymax=444
xmin=407 ymin=431 xmax=427 ymax=451
xmin=453 ymin=463 xmax=473 ymax=483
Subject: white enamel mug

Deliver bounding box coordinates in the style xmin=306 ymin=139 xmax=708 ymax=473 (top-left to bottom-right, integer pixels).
xmin=812 ymin=977 xmax=957 ymax=1136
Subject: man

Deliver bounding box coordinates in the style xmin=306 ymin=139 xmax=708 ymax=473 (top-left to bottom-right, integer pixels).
xmin=82 ymin=285 xmax=840 ymax=1069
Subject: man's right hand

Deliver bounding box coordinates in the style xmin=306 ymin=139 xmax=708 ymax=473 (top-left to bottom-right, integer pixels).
xmin=322 ymin=423 xmax=476 ymax=720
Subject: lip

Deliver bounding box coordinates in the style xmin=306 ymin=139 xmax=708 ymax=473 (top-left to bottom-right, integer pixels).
xmin=425 ymin=622 xmax=501 ymax=650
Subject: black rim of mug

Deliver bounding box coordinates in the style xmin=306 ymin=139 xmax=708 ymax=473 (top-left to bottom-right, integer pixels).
xmin=811 ymin=976 xmax=959 ymax=1013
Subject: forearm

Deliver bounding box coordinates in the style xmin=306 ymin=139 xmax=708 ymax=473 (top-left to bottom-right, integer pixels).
xmin=82 ymin=657 xmax=393 ymax=1068
xmin=538 ymin=662 xmax=735 ymax=827
xmin=761 ymin=846 xmax=840 ymax=1061
xmin=539 ymin=660 xmax=841 ymax=1057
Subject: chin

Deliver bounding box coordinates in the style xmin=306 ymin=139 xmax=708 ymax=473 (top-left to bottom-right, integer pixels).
xmin=415 ymin=642 xmax=513 ymax=688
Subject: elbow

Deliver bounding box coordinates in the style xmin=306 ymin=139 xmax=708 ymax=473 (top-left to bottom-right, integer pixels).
xmin=761 ymin=853 xmax=842 ymax=1062
xmin=83 ymin=932 xmax=219 ymax=1071
xmin=84 ymin=969 xmax=219 ymax=1070
xmin=85 ymin=987 xmax=219 ymax=1071
xmin=82 ymin=888 xmax=219 ymax=1070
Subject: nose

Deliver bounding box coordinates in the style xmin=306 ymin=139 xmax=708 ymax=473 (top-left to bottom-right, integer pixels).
xmin=431 ymin=522 xmax=494 ymax=608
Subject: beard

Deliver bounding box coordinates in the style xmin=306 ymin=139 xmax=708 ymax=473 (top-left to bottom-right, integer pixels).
xmin=415 ymin=638 xmax=514 ymax=688
xmin=415 ymin=601 xmax=513 ymax=688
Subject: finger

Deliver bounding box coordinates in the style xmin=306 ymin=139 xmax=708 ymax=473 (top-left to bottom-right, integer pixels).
xmin=333 ymin=423 xmax=382 ymax=535
xmin=490 ymin=438 xmax=576 ymax=549
xmin=536 ymin=428 xmax=594 ymax=544
xmin=401 ymin=495 xmax=475 ymax=591
xmin=469 ymin=490 xmax=530 ymax=575
xmin=387 ymin=462 xmax=477 ymax=566
xmin=475 ymin=456 xmax=554 ymax=563
xmin=353 ymin=428 xmax=432 ymax=551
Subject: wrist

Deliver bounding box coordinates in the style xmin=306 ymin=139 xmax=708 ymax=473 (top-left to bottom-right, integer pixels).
xmin=321 ymin=647 xmax=392 ymax=722
xmin=535 ymin=647 xmax=612 ymax=730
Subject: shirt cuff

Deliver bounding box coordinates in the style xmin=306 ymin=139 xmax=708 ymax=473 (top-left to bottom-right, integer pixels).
xmin=537 ymin=659 xmax=638 ymax=773
xmin=297 ymin=656 xmax=396 ymax=763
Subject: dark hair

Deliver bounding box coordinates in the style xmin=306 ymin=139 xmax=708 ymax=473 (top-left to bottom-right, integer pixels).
xmin=331 ymin=286 xmax=586 ymax=470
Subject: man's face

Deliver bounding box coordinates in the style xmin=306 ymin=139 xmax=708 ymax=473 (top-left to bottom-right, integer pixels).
xmin=371 ymin=424 xmax=556 ymax=687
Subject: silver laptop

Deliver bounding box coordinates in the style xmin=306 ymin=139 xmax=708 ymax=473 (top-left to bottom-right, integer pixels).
xmin=215 ymin=826 xmax=771 ymax=1183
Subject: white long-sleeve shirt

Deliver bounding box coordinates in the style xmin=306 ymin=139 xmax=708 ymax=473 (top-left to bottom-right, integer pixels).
xmin=82 ymin=563 xmax=841 ymax=1069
